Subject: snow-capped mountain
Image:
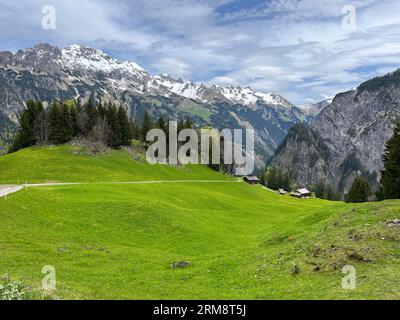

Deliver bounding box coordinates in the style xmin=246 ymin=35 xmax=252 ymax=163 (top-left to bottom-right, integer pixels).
xmin=150 ymin=73 xmax=295 ymax=108
xmin=62 ymin=45 xmax=294 ymax=108
xmin=0 ymin=43 xmax=308 ymax=168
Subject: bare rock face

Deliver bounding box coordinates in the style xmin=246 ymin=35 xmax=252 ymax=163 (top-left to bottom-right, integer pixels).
xmin=0 ymin=51 xmax=13 ymax=65
xmin=0 ymin=43 xmax=308 ymax=170
xmin=270 ymin=70 xmax=400 ymax=192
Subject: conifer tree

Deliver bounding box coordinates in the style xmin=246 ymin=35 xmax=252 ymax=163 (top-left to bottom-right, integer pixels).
xmin=379 ymin=122 xmax=400 ymax=199
xmin=86 ymin=96 xmax=97 ymax=132
xmin=105 ymin=104 xmax=119 ymax=148
xmin=34 ymin=101 xmax=47 ymax=144
xmin=48 ymin=101 xmax=62 ymax=144
xmin=347 ymin=176 xmax=371 ymax=203
xmin=156 ymin=115 xmax=167 ymax=133
xmin=266 ymin=169 xmax=278 ymax=190
xmin=141 ymin=111 xmax=154 ymax=143
xmin=48 ymin=102 xmax=72 ymax=144
xmin=60 ymin=102 xmax=73 ymax=142
xmin=184 ymin=117 xmax=194 ymax=129
xmin=9 ymin=99 xmax=41 ymax=152
xmin=117 ymin=106 xmax=132 ymax=146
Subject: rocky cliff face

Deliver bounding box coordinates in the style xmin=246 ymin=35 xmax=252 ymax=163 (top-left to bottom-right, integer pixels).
xmin=0 ymin=43 xmax=308 ymax=169
xmin=269 ymin=70 xmax=400 ymax=192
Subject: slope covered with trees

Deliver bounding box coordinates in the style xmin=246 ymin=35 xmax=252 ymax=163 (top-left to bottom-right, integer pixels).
xmin=10 ymin=99 xmax=133 ymax=153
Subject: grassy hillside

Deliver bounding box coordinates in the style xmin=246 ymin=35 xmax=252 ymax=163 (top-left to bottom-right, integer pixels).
xmin=0 ymin=145 xmax=231 ymax=183
xmin=0 ymin=146 xmax=399 ymax=299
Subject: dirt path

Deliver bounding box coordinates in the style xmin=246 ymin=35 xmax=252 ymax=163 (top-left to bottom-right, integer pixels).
xmin=0 ymin=185 xmax=23 ymax=198
xmin=0 ymin=180 xmax=241 ymax=198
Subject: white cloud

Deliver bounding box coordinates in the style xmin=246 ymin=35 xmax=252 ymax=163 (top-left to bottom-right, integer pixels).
xmin=0 ymin=0 xmax=400 ymax=104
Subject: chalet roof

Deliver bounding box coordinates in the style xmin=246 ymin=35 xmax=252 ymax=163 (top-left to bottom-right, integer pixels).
xmin=298 ymin=188 xmax=310 ymax=194
xmin=244 ymin=176 xmax=260 ymax=181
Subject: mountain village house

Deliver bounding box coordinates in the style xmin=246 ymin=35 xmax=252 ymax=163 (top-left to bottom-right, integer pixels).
xmin=290 ymin=188 xmax=311 ymax=199
xmin=243 ymin=176 xmax=260 ymax=185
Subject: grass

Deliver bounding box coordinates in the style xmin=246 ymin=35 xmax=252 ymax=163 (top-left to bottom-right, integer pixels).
xmin=0 ymin=145 xmax=231 ymax=183
xmin=179 ymin=101 xmax=212 ymax=121
xmin=0 ymin=146 xmax=399 ymax=299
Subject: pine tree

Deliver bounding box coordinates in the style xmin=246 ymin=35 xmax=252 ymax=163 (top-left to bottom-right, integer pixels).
xmin=86 ymin=96 xmax=97 ymax=132
xmin=117 ymin=106 xmax=132 ymax=146
xmin=141 ymin=111 xmax=154 ymax=143
xmin=48 ymin=102 xmax=73 ymax=144
xmin=379 ymin=122 xmax=400 ymax=199
xmin=266 ymin=169 xmax=278 ymax=190
xmin=9 ymin=99 xmax=41 ymax=152
xmin=156 ymin=115 xmax=167 ymax=133
xmin=34 ymin=102 xmax=47 ymax=145
xmin=97 ymin=102 xmax=106 ymax=119
xmin=60 ymin=102 xmax=73 ymax=142
xmin=48 ymin=101 xmax=62 ymax=144
xmin=347 ymin=176 xmax=371 ymax=203
xmin=105 ymin=104 xmax=119 ymax=148
xmin=184 ymin=117 xmax=194 ymax=129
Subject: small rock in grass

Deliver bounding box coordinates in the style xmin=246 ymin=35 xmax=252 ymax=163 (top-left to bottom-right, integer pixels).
xmin=171 ymin=261 xmax=191 ymax=269
xmin=291 ymin=264 xmax=300 ymax=276
xmin=387 ymin=219 xmax=400 ymax=227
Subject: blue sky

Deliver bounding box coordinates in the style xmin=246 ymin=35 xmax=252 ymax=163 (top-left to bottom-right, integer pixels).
xmin=1 ymin=0 xmax=400 ymax=105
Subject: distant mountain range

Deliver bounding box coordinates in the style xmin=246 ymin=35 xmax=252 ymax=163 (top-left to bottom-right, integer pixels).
xmin=0 ymin=43 xmax=319 ymax=167
xmin=4 ymin=43 xmax=396 ymax=188
xmin=269 ymin=70 xmax=400 ymax=192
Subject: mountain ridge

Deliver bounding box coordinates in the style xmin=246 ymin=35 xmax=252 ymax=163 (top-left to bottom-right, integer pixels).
xmin=269 ymin=69 xmax=400 ymax=192
xmin=0 ymin=43 xmax=314 ymax=169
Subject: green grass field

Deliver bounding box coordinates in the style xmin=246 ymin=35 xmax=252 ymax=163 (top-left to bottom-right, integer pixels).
xmin=0 ymin=146 xmax=399 ymax=299
xmin=0 ymin=145 xmax=231 ymax=183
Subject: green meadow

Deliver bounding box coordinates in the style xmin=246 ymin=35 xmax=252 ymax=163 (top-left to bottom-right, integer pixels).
xmin=0 ymin=146 xmax=399 ymax=299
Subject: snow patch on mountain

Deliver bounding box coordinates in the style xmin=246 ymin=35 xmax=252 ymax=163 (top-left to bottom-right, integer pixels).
xmin=62 ymin=45 xmax=146 ymax=75
xmin=6 ymin=43 xmax=301 ymax=111
xmin=150 ymin=74 xmax=294 ymax=108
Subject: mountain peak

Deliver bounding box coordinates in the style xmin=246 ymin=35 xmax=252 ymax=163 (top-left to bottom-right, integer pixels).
xmin=61 ymin=44 xmax=145 ymax=74
xmin=298 ymin=98 xmax=332 ymax=117
xmin=0 ymin=42 xmax=297 ymax=109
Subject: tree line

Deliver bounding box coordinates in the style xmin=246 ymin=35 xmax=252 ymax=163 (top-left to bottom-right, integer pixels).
xmin=261 ymin=168 xmax=291 ymax=192
xmin=9 ymin=98 xmax=198 ymax=154
xmin=10 ymin=99 xmax=134 ymax=153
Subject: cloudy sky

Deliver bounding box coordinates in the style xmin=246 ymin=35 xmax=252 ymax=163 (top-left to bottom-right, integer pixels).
xmin=1 ymin=0 xmax=400 ymax=104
